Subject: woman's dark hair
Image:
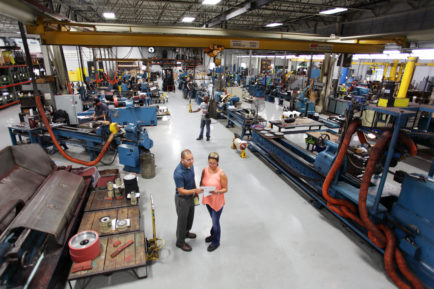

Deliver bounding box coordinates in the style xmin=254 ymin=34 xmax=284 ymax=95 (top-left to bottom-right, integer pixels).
xmin=208 ymin=152 xmax=219 ymax=163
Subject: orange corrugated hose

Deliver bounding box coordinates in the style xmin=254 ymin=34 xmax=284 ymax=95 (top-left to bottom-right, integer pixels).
xmin=36 ymin=95 xmax=117 ymax=166
xmin=359 ymin=131 xmax=391 ymax=247
xmin=322 ymin=120 xmax=361 ymax=219
xmin=322 ymin=121 xmax=423 ymax=289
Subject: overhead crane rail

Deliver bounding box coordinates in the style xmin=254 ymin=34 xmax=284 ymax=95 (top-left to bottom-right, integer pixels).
xmin=25 ymin=19 xmax=407 ymax=54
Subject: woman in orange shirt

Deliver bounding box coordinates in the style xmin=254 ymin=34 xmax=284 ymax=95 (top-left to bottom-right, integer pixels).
xmin=200 ymin=152 xmax=228 ymax=252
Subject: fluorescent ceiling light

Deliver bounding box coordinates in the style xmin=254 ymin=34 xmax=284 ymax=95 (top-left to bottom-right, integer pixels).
xmin=182 ymin=17 xmax=195 ymax=23
xmin=202 ymin=0 xmax=221 ymax=4
xmin=319 ymin=7 xmax=348 ymax=15
xmin=266 ymin=23 xmax=283 ymax=27
xmin=103 ymin=12 xmax=116 ymax=19
xmin=383 ymin=49 xmax=401 ymax=54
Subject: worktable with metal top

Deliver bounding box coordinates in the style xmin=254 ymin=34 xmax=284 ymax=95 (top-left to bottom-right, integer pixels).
xmin=269 ymin=117 xmax=323 ymax=133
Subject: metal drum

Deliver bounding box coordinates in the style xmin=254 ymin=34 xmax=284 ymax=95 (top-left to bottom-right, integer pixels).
xmin=68 ymin=231 xmax=100 ymax=263
xmin=124 ymin=174 xmax=139 ymax=195
xmin=140 ymin=152 xmax=155 ymax=179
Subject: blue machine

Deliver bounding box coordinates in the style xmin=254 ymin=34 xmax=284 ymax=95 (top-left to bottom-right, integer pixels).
xmin=339 ymin=67 xmax=349 ymax=85
xmin=78 ymin=106 xmax=158 ymax=126
xmin=390 ymin=173 xmax=434 ymax=286
xmin=110 ymin=106 xmax=157 ymax=126
xmin=118 ymin=124 xmax=154 ymax=173
xmin=352 ymin=86 xmax=370 ymax=96
xmin=247 ymin=76 xmax=267 ymax=98
xmin=248 ymin=104 xmax=434 ymax=288
xmin=296 ymin=83 xmax=315 ymax=116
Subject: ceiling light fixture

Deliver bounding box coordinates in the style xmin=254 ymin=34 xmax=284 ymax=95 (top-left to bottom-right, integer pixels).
xmin=182 ymin=17 xmax=195 ymax=23
xmin=202 ymin=0 xmax=221 ymax=4
xmin=103 ymin=12 xmax=116 ymax=19
xmin=319 ymin=7 xmax=348 ymax=15
xmin=266 ymin=23 xmax=283 ymax=27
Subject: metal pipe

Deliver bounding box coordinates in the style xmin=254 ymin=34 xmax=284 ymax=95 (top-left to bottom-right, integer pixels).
xmin=18 ymin=22 xmax=37 ymax=94
xmin=371 ymin=115 xmax=403 ymax=214
xmin=77 ymin=46 xmax=86 ymax=85
xmin=397 ymin=63 xmax=405 ymax=81
xmin=397 ymin=56 xmax=418 ymax=99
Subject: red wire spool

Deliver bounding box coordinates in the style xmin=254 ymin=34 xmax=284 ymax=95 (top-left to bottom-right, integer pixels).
xmin=68 ymin=231 xmax=101 ymax=263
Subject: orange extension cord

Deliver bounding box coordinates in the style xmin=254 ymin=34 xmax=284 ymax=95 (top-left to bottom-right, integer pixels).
xmin=36 ymin=95 xmax=117 ymax=166
xmin=322 ymin=120 xmax=423 ymax=289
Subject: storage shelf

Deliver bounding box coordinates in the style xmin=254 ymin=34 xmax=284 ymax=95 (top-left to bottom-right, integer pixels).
xmin=0 ymin=80 xmax=32 ymax=89
xmin=0 ymin=100 xmax=19 ymax=109
xmin=0 ymin=64 xmax=28 ymax=69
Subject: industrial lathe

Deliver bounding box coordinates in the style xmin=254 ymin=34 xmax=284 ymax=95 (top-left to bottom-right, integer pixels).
xmin=9 ymin=105 xmax=156 ymax=173
xmin=249 ymin=103 xmax=434 ymax=288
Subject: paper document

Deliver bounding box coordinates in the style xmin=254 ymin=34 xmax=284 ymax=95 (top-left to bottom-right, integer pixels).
xmin=200 ymin=186 xmax=216 ymax=197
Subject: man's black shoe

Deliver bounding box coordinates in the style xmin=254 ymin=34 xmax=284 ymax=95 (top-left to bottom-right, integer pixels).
xmin=186 ymin=232 xmax=197 ymax=239
xmin=207 ymin=244 xmax=219 ymax=252
xmin=196 ymin=137 xmax=202 ymax=140
xmin=176 ymin=242 xmax=192 ymax=252
xmin=206 ymin=137 xmax=210 ymax=141
xmin=205 ymin=236 xmax=212 ymax=243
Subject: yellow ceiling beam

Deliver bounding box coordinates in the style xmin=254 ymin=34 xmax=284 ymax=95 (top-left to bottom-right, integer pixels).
xmin=27 ymin=23 xmax=385 ymax=54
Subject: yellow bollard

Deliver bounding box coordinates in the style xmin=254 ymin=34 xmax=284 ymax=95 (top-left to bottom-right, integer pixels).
xmin=395 ymin=56 xmax=418 ymax=107
xmin=389 ymin=60 xmax=399 ymax=81
xmin=382 ymin=63 xmax=389 ymax=80
xmin=188 ymin=102 xmax=192 ymax=113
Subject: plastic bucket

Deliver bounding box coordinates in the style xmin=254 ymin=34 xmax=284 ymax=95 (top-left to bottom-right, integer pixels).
xmin=140 ymin=152 xmax=155 ymax=179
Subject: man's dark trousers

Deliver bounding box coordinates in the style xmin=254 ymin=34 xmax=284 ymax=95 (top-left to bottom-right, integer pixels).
xmin=175 ymin=195 xmax=194 ymax=245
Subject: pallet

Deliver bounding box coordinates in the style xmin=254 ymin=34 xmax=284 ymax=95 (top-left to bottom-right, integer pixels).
xmin=78 ymin=206 xmax=140 ymax=237
xmin=68 ymin=231 xmax=147 ymax=280
xmin=85 ymin=189 xmax=137 ymax=212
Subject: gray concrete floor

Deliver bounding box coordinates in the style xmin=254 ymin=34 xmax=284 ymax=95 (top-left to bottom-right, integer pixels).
xmin=0 ymin=93 xmax=400 ymax=289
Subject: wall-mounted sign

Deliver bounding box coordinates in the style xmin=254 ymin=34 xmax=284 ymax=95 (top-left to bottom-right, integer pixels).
xmin=309 ymin=43 xmax=333 ymax=52
xmin=230 ymin=40 xmax=259 ymax=49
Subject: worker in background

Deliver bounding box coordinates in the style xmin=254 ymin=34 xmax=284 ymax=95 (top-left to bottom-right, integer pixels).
xmin=349 ymin=80 xmax=358 ymax=92
xmin=92 ymin=98 xmax=111 ymax=122
xmin=173 ymin=149 xmax=204 ymax=252
xmin=192 ymin=95 xmax=211 ymax=141
xmin=200 ymin=152 xmax=228 ymax=252
xmin=121 ymin=81 xmax=129 ymax=97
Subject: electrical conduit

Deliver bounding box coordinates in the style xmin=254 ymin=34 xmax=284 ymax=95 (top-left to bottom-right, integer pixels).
xmin=36 ymin=95 xmax=118 ymax=166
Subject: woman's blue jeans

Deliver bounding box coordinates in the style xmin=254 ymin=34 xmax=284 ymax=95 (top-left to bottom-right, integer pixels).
xmin=206 ymin=205 xmax=223 ymax=246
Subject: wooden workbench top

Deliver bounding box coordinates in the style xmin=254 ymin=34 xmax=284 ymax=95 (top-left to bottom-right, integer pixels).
xmin=68 ymin=231 xmax=147 ymax=280
xmin=78 ymin=206 xmax=140 ymax=237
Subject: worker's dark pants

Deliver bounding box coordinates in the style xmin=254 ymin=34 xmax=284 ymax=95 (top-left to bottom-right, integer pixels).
xmin=199 ymin=119 xmax=211 ymax=139
xmin=175 ymin=195 xmax=195 ymax=245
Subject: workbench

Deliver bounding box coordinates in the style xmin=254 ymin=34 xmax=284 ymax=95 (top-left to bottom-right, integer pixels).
xmin=68 ymin=171 xmax=147 ymax=284
xmin=269 ymin=117 xmax=323 ymax=134
xmin=68 ymin=232 xmax=147 ymax=280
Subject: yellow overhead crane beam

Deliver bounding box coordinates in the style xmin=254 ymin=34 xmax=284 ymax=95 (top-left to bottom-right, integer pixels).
xmin=25 ymin=19 xmax=396 ymax=54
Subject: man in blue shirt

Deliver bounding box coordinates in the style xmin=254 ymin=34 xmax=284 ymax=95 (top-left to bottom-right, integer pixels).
xmin=173 ymin=149 xmax=203 ymax=252
xmin=93 ymin=98 xmax=111 ymax=122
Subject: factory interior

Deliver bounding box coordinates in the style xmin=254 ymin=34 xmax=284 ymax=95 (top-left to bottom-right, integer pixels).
xmin=0 ymin=0 xmax=433 ymax=289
